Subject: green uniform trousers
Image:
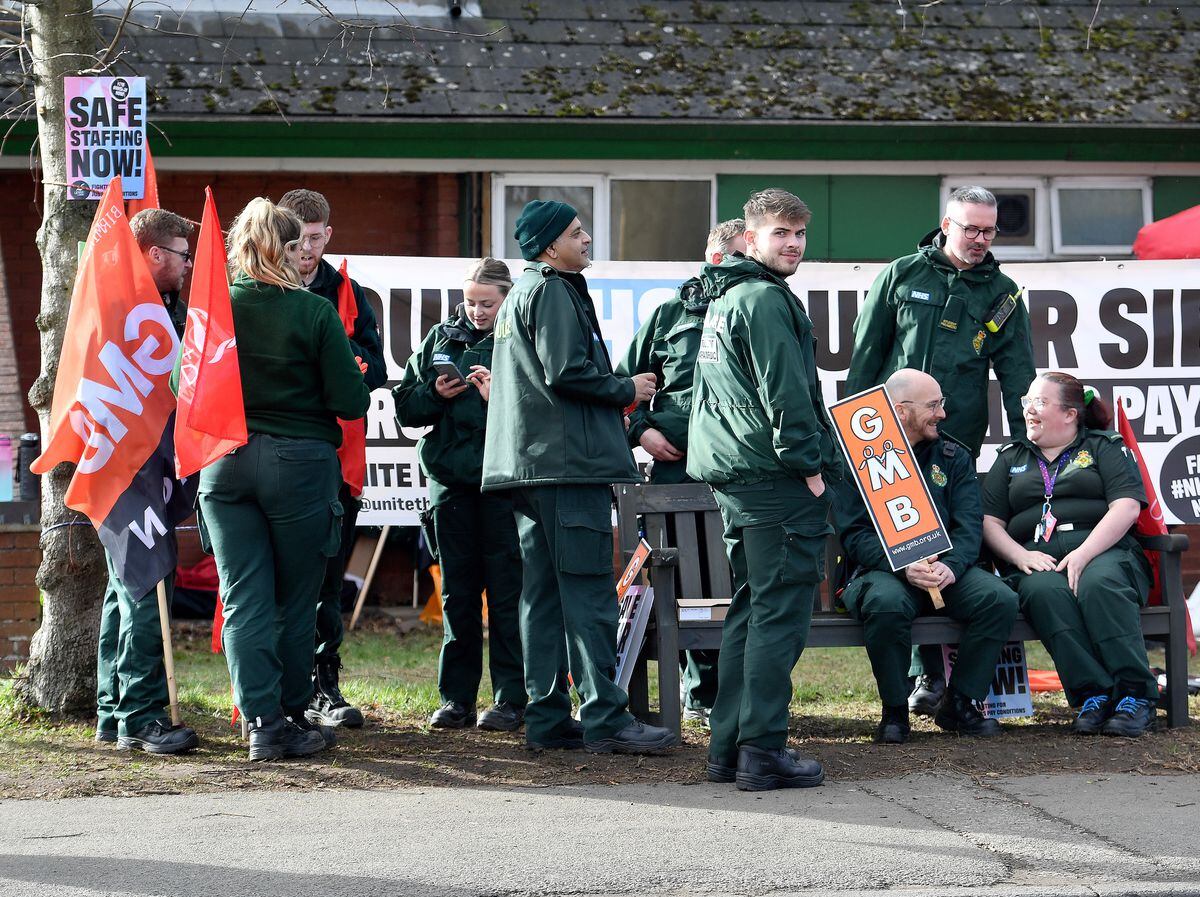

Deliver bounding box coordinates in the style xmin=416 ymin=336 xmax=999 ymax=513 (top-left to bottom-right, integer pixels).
xmin=433 ymin=485 xmax=526 ymax=708
xmin=709 ymin=478 xmax=830 ymax=762
xmin=648 ymin=460 xmax=719 ymax=711
xmin=1009 ymin=539 xmax=1155 ymax=704
xmin=314 ymin=481 xmax=359 ymax=662
xmin=511 ymin=484 xmax=633 ymax=743
xmin=199 ymin=433 xmax=342 ymax=720
xmin=95 ymin=554 xmax=174 ymax=738
xmin=842 ymin=566 xmax=1019 ymax=706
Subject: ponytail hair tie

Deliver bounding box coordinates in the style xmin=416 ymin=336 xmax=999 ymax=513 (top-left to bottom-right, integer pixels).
xmin=1083 ymin=386 xmax=1096 ymax=406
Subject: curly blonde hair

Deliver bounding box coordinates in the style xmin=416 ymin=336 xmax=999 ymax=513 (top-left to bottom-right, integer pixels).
xmin=227 ymin=197 xmax=303 ymax=289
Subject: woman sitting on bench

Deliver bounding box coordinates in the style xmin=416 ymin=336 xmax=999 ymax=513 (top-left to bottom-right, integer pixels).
xmin=981 ymin=371 xmax=1157 ymax=737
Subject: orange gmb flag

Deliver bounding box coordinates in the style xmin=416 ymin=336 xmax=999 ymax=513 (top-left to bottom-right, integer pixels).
xmin=30 ymin=177 xmax=179 ymax=525
xmin=829 ymin=385 xmax=952 ymax=571
xmin=174 ymin=187 xmax=247 ymax=478
xmin=125 ymin=145 xmax=159 ymax=217
xmin=335 ymin=259 xmax=367 ymax=497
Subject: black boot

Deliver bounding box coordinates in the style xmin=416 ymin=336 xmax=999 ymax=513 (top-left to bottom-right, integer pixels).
xmin=477 ymin=702 xmax=526 ymax=732
xmin=908 ymin=674 xmax=945 ymax=717
xmin=307 ymin=655 xmax=364 ymax=729
xmin=286 ymin=710 xmax=337 ymax=748
xmin=117 ymin=719 xmax=199 ymax=755
xmin=430 ymin=700 xmax=477 ymax=729
xmin=247 ymin=713 xmax=328 ymax=761
xmin=584 ymin=719 xmax=677 ymax=755
xmin=874 ymin=704 xmax=910 ymax=744
xmin=934 ymin=687 xmax=1001 ymax=737
xmin=735 ymin=745 xmax=825 ymax=791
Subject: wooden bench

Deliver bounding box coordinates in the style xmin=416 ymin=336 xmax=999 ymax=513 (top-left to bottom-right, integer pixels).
xmin=615 ymin=482 xmax=1193 ymax=738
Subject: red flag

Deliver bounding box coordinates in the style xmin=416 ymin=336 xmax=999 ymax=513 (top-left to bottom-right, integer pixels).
xmin=335 ymin=260 xmax=367 ymax=497
xmin=1115 ymin=402 xmax=1196 ymax=654
xmin=30 ymin=178 xmax=178 ymax=525
xmin=174 ymin=187 xmax=248 ymax=478
xmin=1133 ymin=204 xmax=1200 ymax=260
xmin=125 ymin=146 xmax=159 ymax=217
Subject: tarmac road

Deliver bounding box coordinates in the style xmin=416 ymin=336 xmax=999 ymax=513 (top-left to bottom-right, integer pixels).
xmin=2 ymin=772 xmax=1198 ymax=896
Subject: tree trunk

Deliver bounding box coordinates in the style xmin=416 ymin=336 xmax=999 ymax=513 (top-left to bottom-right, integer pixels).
xmin=14 ymin=0 xmax=106 ymax=714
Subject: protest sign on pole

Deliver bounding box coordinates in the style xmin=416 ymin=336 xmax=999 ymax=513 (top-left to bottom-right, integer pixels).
xmin=64 ymin=76 xmax=147 ymax=200
xmin=827 ymin=385 xmax=952 ymax=594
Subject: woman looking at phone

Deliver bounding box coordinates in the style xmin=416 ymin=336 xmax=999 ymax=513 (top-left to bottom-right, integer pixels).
xmin=393 ymin=257 xmax=526 ymax=732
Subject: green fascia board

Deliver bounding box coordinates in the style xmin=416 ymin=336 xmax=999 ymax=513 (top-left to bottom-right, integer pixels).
xmin=5 ymin=119 xmax=1199 ymax=162
xmin=1152 ymin=177 xmax=1200 ymax=220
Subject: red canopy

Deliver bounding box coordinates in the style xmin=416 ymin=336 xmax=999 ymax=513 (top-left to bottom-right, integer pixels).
xmin=1133 ymin=204 xmax=1200 ymax=260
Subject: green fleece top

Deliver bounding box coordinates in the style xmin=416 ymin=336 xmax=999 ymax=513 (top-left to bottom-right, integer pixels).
xmin=846 ymin=229 xmax=1035 ymax=458
xmin=173 ymin=275 xmax=370 ymax=446
xmin=482 ymin=262 xmax=638 ymax=490
xmin=686 ymin=254 xmax=841 ymax=486
xmin=616 ymin=275 xmax=711 ymax=454
xmin=392 ymin=308 xmax=493 ymax=493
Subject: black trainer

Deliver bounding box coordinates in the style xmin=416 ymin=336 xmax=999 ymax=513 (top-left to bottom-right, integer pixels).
xmin=1101 ymin=695 xmax=1155 ymax=738
xmin=247 ymin=713 xmax=328 ymax=761
xmin=477 ymin=702 xmax=525 ymax=732
xmin=95 ymin=726 xmax=117 ymax=745
xmin=430 ymin=700 xmax=477 ymax=729
xmin=585 ymin=719 xmax=677 ymax=754
xmin=117 ymin=719 xmax=199 ymax=755
xmin=306 ymin=656 xmax=365 ymax=728
xmin=1071 ymin=694 xmax=1113 ymax=735
xmin=874 ymin=704 xmax=911 ymax=744
xmin=735 ymin=744 xmax=825 ymax=792
xmin=908 ymin=674 xmax=945 ymax=717
xmin=525 ymin=718 xmax=585 ymax=751
xmin=934 ymin=687 xmax=1001 ymax=737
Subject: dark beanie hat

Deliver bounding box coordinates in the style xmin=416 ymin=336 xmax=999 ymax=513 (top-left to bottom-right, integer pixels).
xmin=514 ymin=200 xmax=578 ymax=261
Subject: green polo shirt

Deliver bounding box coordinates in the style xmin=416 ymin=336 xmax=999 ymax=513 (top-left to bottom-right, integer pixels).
xmin=981 ymin=428 xmax=1146 ymax=545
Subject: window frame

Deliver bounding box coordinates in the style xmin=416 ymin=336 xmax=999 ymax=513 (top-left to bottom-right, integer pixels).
xmin=938 ymin=176 xmax=1050 ymax=262
xmin=1049 ymin=175 xmax=1152 ymax=257
xmin=491 ymin=172 xmax=717 ymax=262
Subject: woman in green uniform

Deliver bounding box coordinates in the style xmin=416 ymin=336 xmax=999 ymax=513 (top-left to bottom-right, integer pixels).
xmin=982 ymin=371 xmax=1156 ymax=737
xmin=195 ymin=198 xmax=371 ymax=760
xmin=393 ymin=258 xmax=526 ymax=732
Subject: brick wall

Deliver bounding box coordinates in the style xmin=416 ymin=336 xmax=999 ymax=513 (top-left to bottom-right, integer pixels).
xmin=0 ymin=524 xmax=40 ymax=670
xmin=0 ymin=168 xmax=464 ymax=436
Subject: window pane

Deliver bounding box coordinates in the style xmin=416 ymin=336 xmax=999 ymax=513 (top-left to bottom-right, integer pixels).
xmin=1058 ymin=188 xmax=1144 ymax=248
xmin=610 ymin=180 xmax=711 ymax=262
xmin=503 ymin=185 xmax=594 ymax=259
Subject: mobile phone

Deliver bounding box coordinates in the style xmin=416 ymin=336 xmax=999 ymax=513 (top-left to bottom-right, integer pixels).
xmin=433 ymin=359 xmax=466 ymax=385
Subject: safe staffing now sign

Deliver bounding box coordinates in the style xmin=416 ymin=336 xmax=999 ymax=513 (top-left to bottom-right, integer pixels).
xmin=65 ymin=76 xmax=147 ymax=200
xmin=829 ymin=385 xmax=951 ymax=570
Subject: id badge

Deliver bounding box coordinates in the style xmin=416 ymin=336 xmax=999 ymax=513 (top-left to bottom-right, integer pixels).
xmin=1039 ymin=509 xmax=1057 ymax=542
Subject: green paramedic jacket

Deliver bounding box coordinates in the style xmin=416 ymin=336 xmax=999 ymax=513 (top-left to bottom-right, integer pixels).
xmin=845 ymin=229 xmax=1035 ymax=458
xmin=685 ymin=254 xmax=841 ymax=486
xmin=481 ymin=262 xmax=639 ymax=490
xmin=834 ymin=433 xmax=982 ymax=583
xmin=392 ymin=308 xmax=493 ymax=491
xmin=615 ymin=275 xmax=712 ymax=453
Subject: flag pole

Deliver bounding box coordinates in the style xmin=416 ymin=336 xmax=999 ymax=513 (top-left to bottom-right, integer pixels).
xmin=156 ymin=578 xmax=182 ymax=726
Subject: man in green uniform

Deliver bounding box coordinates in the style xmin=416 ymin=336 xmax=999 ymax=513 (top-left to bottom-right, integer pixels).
xmin=393 ymin=266 xmax=525 ymax=732
xmin=846 ymin=185 xmax=1035 ymax=716
xmin=95 ymin=209 xmax=199 ymax=754
xmin=834 ymin=369 xmax=1019 ymax=742
xmin=482 ymin=200 xmax=674 ymax=755
xmin=616 ymin=218 xmax=745 ymax=727
xmin=688 ymin=188 xmax=841 ymax=791
xmin=278 ymin=189 xmax=386 ymax=730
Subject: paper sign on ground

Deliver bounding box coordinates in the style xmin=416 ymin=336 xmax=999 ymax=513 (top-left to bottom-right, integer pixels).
xmin=828 ymin=385 xmax=951 ymax=570
xmin=942 ymin=641 xmax=1034 ymax=720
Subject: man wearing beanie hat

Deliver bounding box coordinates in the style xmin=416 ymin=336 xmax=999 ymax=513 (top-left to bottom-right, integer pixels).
xmin=482 ymin=201 xmax=675 ymax=755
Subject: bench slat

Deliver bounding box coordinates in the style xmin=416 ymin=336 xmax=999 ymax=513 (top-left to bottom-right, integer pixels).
xmin=704 ymin=510 xmax=733 ymax=599
xmin=674 ymin=513 xmax=703 ymax=599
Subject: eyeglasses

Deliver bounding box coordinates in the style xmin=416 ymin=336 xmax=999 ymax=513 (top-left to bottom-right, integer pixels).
xmin=156 ymin=245 xmax=193 ymax=263
xmin=898 ymin=398 xmax=946 ymax=411
xmin=949 ymin=219 xmax=998 ymax=241
xmin=1020 ymin=396 xmax=1067 ymax=412
xmin=300 ymin=233 xmax=327 ymax=248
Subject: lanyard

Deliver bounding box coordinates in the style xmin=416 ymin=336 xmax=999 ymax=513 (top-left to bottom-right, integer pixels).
xmin=1036 ymin=453 xmax=1071 ymax=501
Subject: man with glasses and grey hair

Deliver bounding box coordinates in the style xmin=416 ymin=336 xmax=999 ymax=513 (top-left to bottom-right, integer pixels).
xmin=845 ymin=185 xmax=1035 ymax=722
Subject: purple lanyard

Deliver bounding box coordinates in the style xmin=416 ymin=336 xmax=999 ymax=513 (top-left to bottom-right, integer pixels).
xmin=1036 ymin=454 xmax=1071 ymax=501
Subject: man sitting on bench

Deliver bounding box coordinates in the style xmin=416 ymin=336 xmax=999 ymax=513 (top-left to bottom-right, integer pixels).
xmin=834 ymin=369 xmax=1019 ymax=743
